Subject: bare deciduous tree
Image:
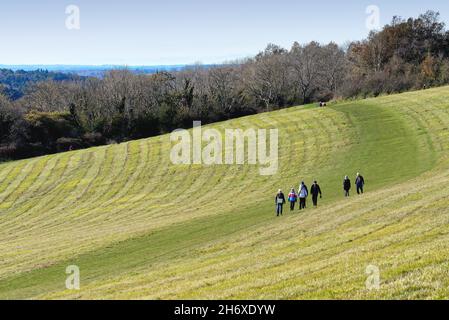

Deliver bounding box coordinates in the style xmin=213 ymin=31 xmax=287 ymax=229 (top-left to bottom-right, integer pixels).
xmin=319 ymin=43 xmax=347 ymax=96
xmin=290 ymin=41 xmax=321 ymax=104
xmin=244 ymin=44 xmax=290 ymax=111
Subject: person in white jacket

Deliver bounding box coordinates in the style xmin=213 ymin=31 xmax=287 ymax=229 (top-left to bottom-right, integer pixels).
xmin=298 ymin=182 xmax=309 ymax=210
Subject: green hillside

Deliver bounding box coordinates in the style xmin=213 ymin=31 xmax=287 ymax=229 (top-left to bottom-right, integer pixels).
xmin=0 ymin=87 xmax=449 ymax=299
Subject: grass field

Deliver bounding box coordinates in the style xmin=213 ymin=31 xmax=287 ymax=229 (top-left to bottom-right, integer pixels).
xmin=0 ymin=87 xmax=449 ymax=299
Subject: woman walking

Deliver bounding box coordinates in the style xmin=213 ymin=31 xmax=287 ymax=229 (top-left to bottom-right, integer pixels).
xmin=298 ymin=182 xmax=309 ymax=210
xmin=343 ymin=176 xmax=351 ymax=197
xmin=288 ymin=188 xmax=298 ymax=211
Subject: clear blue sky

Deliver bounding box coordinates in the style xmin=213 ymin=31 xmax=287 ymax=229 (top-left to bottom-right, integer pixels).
xmin=1 ymin=0 xmax=448 ymax=65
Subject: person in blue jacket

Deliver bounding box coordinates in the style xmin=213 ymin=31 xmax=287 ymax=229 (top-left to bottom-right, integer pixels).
xmin=355 ymin=172 xmax=365 ymax=195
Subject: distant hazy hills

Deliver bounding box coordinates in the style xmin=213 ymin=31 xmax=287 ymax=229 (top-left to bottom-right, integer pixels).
xmin=0 ymin=64 xmax=215 ymax=77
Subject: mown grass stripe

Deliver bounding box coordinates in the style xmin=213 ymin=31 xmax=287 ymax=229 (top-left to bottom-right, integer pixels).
xmin=0 ymin=156 xmax=53 ymax=210
xmin=0 ymin=152 xmax=96 ymax=235
xmin=0 ymin=151 xmax=78 ymax=227
xmin=0 ymin=159 xmax=40 ymax=207
xmin=0 ymin=161 xmax=29 ymax=199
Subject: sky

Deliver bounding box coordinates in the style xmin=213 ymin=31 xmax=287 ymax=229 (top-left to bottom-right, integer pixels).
xmin=0 ymin=0 xmax=448 ymax=66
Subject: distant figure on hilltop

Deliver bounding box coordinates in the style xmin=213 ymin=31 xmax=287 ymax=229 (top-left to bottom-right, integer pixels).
xmin=298 ymin=182 xmax=309 ymax=210
xmin=310 ymin=181 xmax=322 ymax=207
xmin=343 ymin=176 xmax=351 ymax=197
xmin=355 ymin=172 xmax=365 ymax=195
xmin=275 ymin=189 xmax=286 ymax=217
xmin=288 ymin=188 xmax=298 ymax=211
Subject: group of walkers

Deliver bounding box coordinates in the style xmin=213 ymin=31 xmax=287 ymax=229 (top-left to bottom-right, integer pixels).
xmin=343 ymin=173 xmax=365 ymax=197
xmin=275 ymin=172 xmax=365 ymax=216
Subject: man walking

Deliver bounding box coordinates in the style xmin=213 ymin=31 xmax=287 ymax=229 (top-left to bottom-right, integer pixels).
xmin=275 ymin=189 xmax=286 ymax=216
xmin=310 ymin=181 xmax=322 ymax=207
xmin=355 ymin=172 xmax=365 ymax=195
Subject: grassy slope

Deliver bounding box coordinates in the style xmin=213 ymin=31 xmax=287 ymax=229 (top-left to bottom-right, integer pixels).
xmin=0 ymin=87 xmax=448 ymax=299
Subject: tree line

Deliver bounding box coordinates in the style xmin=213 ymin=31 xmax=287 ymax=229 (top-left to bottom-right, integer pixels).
xmin=1 ymin=11 xmax=449 ymax=161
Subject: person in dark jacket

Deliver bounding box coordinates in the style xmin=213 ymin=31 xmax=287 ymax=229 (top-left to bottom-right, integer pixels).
xmin=355 ymin=172 xmax=365 ymax=195
xmin=275 ymin=189 xmax=286 ymax=216
xmin=310 ymin=181 xmax=322 ymax=207
xmin=343 ymin=176 xmax=351 ymax=197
